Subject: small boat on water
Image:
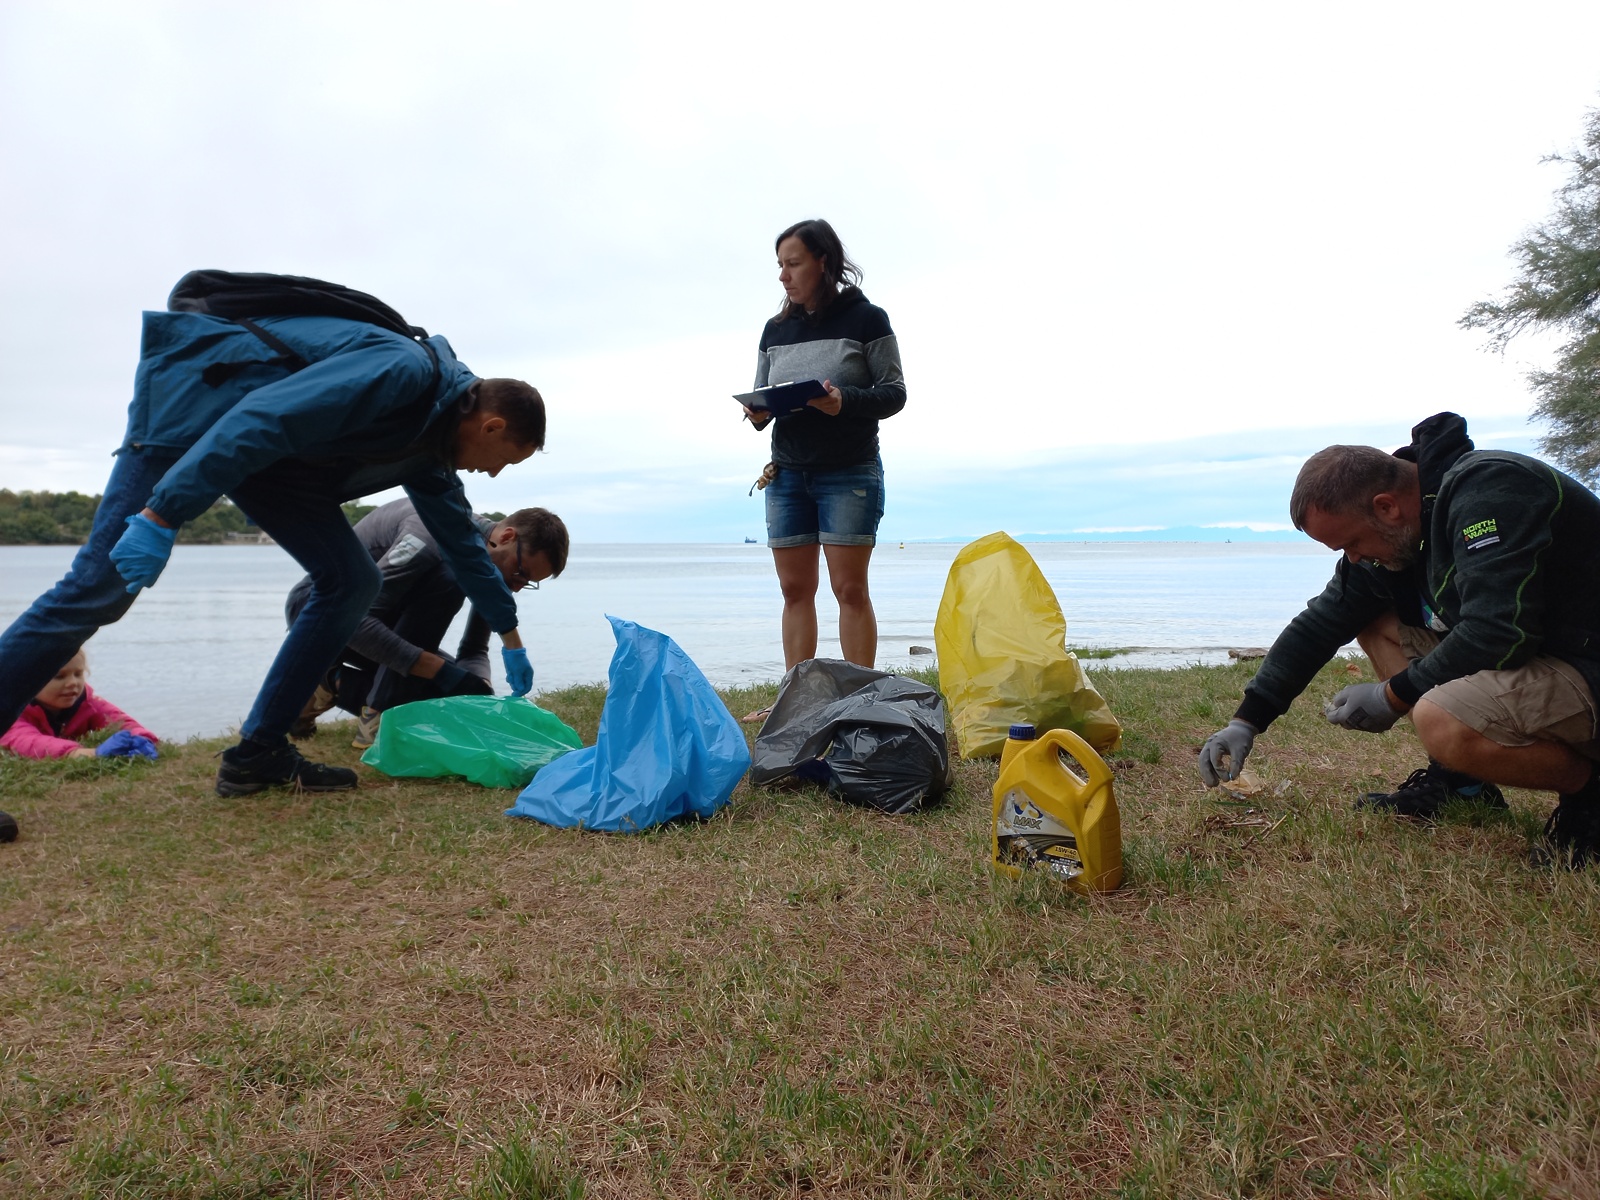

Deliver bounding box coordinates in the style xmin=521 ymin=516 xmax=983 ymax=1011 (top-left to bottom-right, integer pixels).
xmin=743 ymin=537 xmax=757 ymax=544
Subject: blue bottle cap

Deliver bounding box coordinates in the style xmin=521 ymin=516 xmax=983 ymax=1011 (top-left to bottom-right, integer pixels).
xmin=1008 ymin=723 xmax=1037 ymax=740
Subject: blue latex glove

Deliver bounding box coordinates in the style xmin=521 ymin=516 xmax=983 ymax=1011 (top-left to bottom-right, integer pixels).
xmin=1323 ymin=681 xmax=1404 ymax=732
xmin=501 ymin=646 xmax=534 ymax=697
xmin=109 ymin=513 xmax=177 ymax=594
xmin=96 ymin=730 xmax=159 ymax=759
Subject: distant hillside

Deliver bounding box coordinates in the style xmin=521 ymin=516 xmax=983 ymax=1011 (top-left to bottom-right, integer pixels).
xmin=910 ymin=525 xmax=1306 ymax=544
xmin=0 ymin=490 xmax=377 ymax=545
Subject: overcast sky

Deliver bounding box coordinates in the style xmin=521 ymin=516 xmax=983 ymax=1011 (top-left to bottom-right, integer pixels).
xmin=2 ymin=0 xmax=1598 ymax=542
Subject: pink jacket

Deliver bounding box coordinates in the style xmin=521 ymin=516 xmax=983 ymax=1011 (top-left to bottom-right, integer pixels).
xmin=1 ymin=686 xmax=159 ymax=760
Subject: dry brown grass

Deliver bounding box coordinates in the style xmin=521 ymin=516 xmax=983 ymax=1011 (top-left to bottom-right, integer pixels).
xmin=2 ymin=661 xmax=1597 ymax=1198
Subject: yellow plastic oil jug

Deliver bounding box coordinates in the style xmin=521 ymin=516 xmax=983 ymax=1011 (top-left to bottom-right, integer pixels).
xmin=992 ymin=723 xmax=1123 ymax=893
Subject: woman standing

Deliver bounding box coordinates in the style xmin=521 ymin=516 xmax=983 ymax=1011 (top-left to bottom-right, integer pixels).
xmin=743 ymin=219 xmax=905 ymax=692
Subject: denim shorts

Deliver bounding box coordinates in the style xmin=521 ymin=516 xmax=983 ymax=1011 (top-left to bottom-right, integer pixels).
xmin=765 ymin=457 xmax=885 ymax=548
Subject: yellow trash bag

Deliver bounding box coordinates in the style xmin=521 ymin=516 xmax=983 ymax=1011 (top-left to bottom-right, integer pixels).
xmin=935 ymin=532 xmax=1122 ymax=758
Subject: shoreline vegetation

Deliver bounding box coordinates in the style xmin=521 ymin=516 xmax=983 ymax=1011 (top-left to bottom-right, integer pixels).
xmin=2 ymin=660 xmax=1593 ymax=1197
xmin=0 ymin=491 xmax=382 ymax=546
xmin=0 ymin=490 xmax=1308 ymax=548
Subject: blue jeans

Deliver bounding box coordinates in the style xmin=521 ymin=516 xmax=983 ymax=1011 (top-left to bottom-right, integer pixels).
xmin=0 ymin=449 xmax=174 ymax=731
xmin=227 ymin=461 xmax=382 ymax=743
xmin=0 ymin=452 xmax=381 ymax=746
xmin=764 ymin=457 xmax=885 ymax=548
xmin=284 ymin=559 xmax=467 ymax=715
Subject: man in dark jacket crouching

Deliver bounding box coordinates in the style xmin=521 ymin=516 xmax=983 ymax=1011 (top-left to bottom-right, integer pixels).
xmin=1198 ymin=412 xmax=1600 ymax=868
xmin=287 ymin=499 xmax=569 ymax=748
xmin=0 ymin=276 xmax=547 ymax=798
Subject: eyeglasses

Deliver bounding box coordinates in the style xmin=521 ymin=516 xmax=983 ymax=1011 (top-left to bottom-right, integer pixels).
xmin=511 ymin=537 xmax=540 ymax=589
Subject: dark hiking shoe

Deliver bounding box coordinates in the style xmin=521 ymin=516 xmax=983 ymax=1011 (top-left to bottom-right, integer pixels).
xmin=216 ymin=741 xmax=358 ymax=797
xmin=1530 ymin=780 xmax=1600 ymax=870
xmin=1356 ymin=762 xmax=1507 ymax=821
xmin=0 ymin=810 xmax=17 ymax=843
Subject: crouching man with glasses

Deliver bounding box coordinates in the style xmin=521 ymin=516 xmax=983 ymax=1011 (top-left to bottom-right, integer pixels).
xmin=286 ymin=498 xmax=568 ymax=748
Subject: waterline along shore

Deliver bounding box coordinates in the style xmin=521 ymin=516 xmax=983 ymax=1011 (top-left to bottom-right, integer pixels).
xmin=0 ymin=541 xmax=1338 ymax=740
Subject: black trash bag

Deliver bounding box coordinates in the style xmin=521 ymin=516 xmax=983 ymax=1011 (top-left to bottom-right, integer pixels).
xmin=751 ymin=659 xmax=952 ymax=815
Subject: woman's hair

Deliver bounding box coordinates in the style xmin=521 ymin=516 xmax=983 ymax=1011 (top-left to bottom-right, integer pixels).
xmin=775 ymin=218 xmax=862 ymax=320
xmin=501 ymin=507 xmax=570 ymax=577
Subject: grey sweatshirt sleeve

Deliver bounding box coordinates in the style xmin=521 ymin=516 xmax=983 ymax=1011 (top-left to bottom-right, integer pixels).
xmin=838 ymin=334 xmax=906 ymax=420
xmin=747 ymin=351 xmax=773 ymax=435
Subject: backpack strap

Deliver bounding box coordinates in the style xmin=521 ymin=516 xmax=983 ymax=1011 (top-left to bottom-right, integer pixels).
xmin=200 ymin=318 xmax=310 ymax=387
xmin=202 ymin=317 xmax=443 ymax=409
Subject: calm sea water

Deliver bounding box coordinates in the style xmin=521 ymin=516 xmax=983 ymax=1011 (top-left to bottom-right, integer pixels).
xmin=0 ymin=541 xmax=1338 ymax=740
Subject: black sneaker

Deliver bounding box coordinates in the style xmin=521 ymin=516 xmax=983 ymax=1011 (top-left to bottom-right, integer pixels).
xmin=1356 ymin=762 xmax=1507 ymax=821
xmin=216 ymin=741 xmax=358 ymax=797
xmin=1530 ymin=779 xmax=1600 ymax=869
xmin=0 ymin=810 xmax=17 ymax=843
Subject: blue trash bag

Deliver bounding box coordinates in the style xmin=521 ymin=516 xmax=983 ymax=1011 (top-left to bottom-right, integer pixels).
xmin=506 ymin=615 xmax=751 ymax=831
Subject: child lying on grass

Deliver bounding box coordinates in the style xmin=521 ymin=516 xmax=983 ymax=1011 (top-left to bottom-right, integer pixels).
xmin=0 ymin=649 xmax=159 ymax=760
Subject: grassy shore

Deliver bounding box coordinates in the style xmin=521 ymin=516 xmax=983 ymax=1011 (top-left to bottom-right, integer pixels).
xmin=1 ymin=660 xmax=1596 ymax=1199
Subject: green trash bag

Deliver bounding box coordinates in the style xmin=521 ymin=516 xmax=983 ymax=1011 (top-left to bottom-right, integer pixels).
xmin=361 ymin=696 xmax=582 ymax=789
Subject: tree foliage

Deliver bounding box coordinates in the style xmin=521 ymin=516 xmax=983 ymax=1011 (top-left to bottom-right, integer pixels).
xmin=1463 ymin=105 xmax=1600 ymax=481
xmin=0 ymin=490 xmax=379 ymax=545
xmin=0 ymin=489 xmax=101 ymax=544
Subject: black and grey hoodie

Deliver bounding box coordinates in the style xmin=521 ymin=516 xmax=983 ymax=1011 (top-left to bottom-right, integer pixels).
xmin=752 ymin=287 xmax=906 ymax=470
xmin=1236 ymin=412 xmax=1600 ymax=731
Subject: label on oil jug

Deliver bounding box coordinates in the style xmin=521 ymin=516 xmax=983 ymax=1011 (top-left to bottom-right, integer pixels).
xmin=996 ymin=788 xmax=1084 ymax=882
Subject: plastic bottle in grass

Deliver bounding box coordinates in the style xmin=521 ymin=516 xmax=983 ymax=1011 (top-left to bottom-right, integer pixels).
xmin=992 ymin=725 xmax=1122 ymax=893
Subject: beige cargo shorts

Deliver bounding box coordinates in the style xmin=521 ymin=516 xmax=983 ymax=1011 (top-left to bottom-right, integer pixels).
xmin=1398 ymin=625 xmax=1600 ymax=760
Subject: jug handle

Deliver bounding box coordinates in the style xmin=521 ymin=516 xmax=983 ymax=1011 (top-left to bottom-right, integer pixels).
xmin=1038 ymin=728 xmax=1115 ymax=788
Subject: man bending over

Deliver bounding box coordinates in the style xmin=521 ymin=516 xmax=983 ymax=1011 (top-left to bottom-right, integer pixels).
xmin=1198 ymin=412 xmax=1600 ymax=868
xmin=290 ymin=499 xmax=569 ymax=747
xmin=0 ymin=275 xmax=546 ymax=797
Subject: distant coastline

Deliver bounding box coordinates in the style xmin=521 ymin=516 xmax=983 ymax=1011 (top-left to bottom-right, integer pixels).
xmin=912 ymin=525 xmax=1304 ymax=545
xmin=0 ymin=490 xmax=379 ymax=546
xmin=5 ymin=487 xmax=1304 ymax=548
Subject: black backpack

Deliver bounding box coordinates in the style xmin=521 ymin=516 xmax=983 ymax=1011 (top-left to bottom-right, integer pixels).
xmin=166 ymin=270 xmax=439 ymax=393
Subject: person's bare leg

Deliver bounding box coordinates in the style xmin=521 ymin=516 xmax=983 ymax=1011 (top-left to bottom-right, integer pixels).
xmin=822 ymin=543 xmax=876 ymax=667
xmin=1356 ymin=611 xmax=1412 ymax=679
xmin=773 ymin=544 xmax=820 ymax=670
xmin=1413 ymin=699 xmax=1591 ymax=793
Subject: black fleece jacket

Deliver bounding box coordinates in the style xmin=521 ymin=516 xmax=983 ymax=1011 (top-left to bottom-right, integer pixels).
xmin=752 ymin=287 xmax=906 ymax=470
xmin=1236 ymin=412 xmax=1600 ymax=731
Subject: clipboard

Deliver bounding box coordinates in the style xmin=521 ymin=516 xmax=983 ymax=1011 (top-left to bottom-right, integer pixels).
xmin=733 ymin=378 xmax=827 ymax=417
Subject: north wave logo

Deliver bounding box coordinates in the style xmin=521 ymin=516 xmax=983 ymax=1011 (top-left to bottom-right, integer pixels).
xmin=1462 ymin=518 xmax=1500 ymax=552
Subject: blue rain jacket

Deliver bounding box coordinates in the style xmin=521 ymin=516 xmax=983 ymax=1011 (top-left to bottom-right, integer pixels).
xmin=118 ymin=310 xmax=519 ymax=634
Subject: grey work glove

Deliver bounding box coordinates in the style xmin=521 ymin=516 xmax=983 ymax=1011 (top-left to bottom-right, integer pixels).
xmin=1323 ymin=681 xmax=1404 ymax=732
xmin=1198 ymin=719 xmax=1258 ymax=787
